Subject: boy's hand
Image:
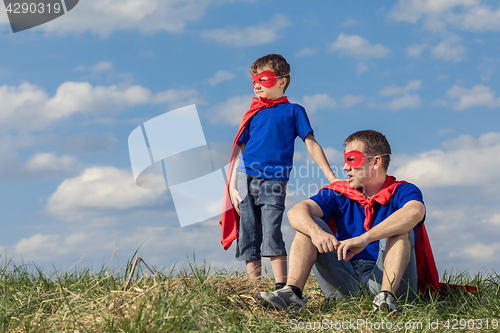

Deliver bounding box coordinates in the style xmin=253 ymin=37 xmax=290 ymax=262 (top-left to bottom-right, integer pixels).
xmin=328 ymin=175 xmax=347 ymax=184
xmin=229 ymin=186 xmax=243 ymax=215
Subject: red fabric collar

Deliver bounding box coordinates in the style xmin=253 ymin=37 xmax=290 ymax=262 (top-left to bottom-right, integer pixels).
xmin=321 ymin=176 xmax=405 ymax=231
xmin=220 ymin=96 xmax=289 ymax=250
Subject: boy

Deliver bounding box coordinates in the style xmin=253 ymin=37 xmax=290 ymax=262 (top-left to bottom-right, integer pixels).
xmin=220 ymin=54 xmax=338 ymax=290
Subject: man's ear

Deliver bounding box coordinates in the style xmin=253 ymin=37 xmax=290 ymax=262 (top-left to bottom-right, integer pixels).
xmin=279 ymin=77 xmax=287 ymax=88
xmin=372 ymin=156 xmax=383 ymax=170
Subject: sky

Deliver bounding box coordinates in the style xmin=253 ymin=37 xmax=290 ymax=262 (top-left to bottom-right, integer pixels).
xmin=1 ymin=0 xmax=500 ymax=278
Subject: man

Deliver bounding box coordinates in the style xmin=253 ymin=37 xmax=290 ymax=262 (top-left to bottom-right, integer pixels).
xmin=255 ymin=130 xmax=426 ymax=313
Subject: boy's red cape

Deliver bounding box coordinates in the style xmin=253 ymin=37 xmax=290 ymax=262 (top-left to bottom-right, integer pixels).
xmin=321 ymin=177 xmax=478 ymax=294
xmin=220 ymin=96 xmax=289 ymax=250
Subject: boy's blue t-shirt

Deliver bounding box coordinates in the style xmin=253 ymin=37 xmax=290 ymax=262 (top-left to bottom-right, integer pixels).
xmin=237 ymin=102 xmax=313 ymax=180
xmin=309 ymin=182 xmax=425 ymax=261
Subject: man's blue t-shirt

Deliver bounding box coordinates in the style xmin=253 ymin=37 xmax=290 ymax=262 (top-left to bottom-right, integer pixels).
xmin=237 ymin=102 xmax=313 ymax=180
xmin=310 ymin=182 xmax=425 ymax=261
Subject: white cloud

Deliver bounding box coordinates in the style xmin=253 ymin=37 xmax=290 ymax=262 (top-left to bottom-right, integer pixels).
xmin=323 ymin=147 xmax=343 ymax=165
xmin=11 ymin=224 xmax=247 ymax=271
xmin=389 ymin=0 xmax=477 ymax=22
xmin=295 ymin=47 xmax=316 ymax=58
xmin=463 ymin=243 xmax=500 ymax=260
xmin=75 ymin=61 xmax=114 ymax=73
xmin=385 ymin=94 xmax=421 ymax=110
xmin=46 ymin=166 xmax=169 ymax=223
xmin=329 ymin=33 xmax=390 ymax=58
xmin=357 ymin=62 xmax=368 ymax=74
xmin=0 ymin=81 xmax=203 ymax=132
xmin=389 ymin=0 xmax=500 ymax=32
xmin=207 ymin=71 xmax=236 ymax=86
xmin=446 ymin=84 xmax=500 ymax=110
xmin=41 ymin=0 xmax=217 ymax=37
xmin=206 ymin=95 xmax=252 ymax=126
xmin=56 ymin=133 xmax=119 ymax=154
xmin=379 ymin=80 xmax=422 ymax=96
xmin=430 ymin=36 xmax=466 ymax=62
xmin=0 ymin=133 xmax=81 ymax=179
xmin=24 ymin=153 xmax=80 ymax=177
xmin=406 ymin=43 xmax=428 ymax=57
xmin=342 ymin=94 xmax=365 ymax=107
xmin=393 ymin=132 xmax=500 ymax=188
xmin=483 ymin=213 xmax=500 ymax=225
xmin=200 ymin=14 xmax=291 ymax=46
xmin=300 ymin=94 xmax=337 ymax=113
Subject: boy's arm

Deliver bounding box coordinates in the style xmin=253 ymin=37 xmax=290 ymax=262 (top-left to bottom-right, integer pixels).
xmin=229 ymin=143 xmax=245 ymax=215
xmin=304 ymin=132 xmax=340 ymax=183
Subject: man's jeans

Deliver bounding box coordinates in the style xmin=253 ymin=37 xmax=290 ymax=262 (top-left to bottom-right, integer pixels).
xmin=311 ymin=217 xmax=418 ymax=300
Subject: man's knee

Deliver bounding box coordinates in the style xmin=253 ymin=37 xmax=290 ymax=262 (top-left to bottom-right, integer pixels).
xmin=385 ymin=232 xmax=411 ymax=250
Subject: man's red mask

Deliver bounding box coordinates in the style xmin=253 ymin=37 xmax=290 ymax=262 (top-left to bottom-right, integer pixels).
xmin=252 ymin=70 xmax=282 ymax=88
xmin=344 ymin=150 xmax=390 ymax=169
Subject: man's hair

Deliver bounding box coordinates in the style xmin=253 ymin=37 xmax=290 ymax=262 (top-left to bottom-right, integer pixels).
xmin=249 ymin=53 xmax=291 ymax=92
xmin=344 ymin=130 xmax=391 ymax=171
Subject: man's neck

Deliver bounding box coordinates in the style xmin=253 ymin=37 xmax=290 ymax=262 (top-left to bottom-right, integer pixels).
xmin=362 ymin=175 xmax=388 ymax=198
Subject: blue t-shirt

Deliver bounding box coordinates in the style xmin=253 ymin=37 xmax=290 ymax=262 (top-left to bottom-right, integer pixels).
xmin=310 ymin=182 xmax=425 ymax=261
xmin=237 ymin=102 xmax=313 ymax=180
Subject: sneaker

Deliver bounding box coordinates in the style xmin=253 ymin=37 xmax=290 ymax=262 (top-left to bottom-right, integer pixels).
xmin=255 ymin=285 xmax=307 ymax=312
xmin=372 ymin=291 xmax=398 ymax=314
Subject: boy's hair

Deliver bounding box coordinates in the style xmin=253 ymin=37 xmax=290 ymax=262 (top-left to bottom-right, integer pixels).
xmin=344 ymin=130 xmax=392 ymax=171
xmin=249 ymin=54 xmax=291 ymax=92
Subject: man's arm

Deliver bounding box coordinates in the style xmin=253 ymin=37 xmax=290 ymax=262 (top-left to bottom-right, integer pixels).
xmin=287 ymin=199 xmax=340 ymax=253
xmin=337 ymin=200 xmax=426 ymax=261
xmin=304 ymin=132 xmax=339 ymax=183
xmin=229 ymin=143 xmax=245 ymax=215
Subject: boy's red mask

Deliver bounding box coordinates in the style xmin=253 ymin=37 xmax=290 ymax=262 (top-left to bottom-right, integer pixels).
xmin=344 ymin=150 xmax=390 ymax=169
xmin=252 ymin=70 xmax=280 ymax=88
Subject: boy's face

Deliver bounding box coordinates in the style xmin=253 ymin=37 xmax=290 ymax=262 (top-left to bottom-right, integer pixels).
xmin=252 ymin=66 xmax=287 ymax=100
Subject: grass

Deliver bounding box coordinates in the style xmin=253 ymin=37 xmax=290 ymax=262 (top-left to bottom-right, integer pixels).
xmin=0 ymin=256 xmax=498 ymax=332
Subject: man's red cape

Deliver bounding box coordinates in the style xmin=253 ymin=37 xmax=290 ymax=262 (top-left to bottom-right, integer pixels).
xmin=220 ymin=96 xmax=290 ymax=250
xmin=321 ymin=177 xmax=478 ymax=294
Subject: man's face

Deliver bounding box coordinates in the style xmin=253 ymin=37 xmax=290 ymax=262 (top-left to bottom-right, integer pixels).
xmin=252 ymin=67 xmax=286 ymax=100
xmin=343 ymin=140 xmax=372 ymax=190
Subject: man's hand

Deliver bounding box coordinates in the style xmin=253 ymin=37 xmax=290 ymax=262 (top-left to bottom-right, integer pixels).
xmin=229 ymin=186 xmax=243 ymax=215
xmin=337 ymin=236 xmax=368 ymax=261
xmin=311 ymin=230 xmax=340 ymax=253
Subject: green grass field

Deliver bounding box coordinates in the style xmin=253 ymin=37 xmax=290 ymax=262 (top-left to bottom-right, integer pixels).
xmin=0 ymin=255 xmax=498 ymax=332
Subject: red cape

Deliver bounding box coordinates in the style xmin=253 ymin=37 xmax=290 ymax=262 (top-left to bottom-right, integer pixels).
xmin=321 ymin=178 xmax=478 ymax=294
xmin=220 ymin=96 xmax=290 ymax=250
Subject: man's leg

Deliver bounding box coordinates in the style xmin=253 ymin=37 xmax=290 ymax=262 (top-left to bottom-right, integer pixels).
xmin=368 ymin=230 xmax=418 ymax=313
xmin=286 ymin=231 xmax=319 ymax=290
xmin=381 ymin=232 xmax=412 ymax=294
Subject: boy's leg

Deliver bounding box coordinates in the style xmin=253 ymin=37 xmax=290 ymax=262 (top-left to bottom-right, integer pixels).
xmin=235 ymin=173 xmax=263 ymax=277
xmin=246 ymin=260 xmax=262 ymax=279
xmin=270 ymin=255 xmax=287 ymax=284
xmin=258 ymin=178 xmax=288 ymax=282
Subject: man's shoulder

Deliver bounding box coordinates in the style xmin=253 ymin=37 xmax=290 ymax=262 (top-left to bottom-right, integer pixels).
xmin=394 ymin=181 xmax=421 ymax=193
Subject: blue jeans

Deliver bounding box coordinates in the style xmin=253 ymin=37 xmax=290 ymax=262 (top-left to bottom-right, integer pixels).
xmin=235 ymin=172 xmax=287 ymax=261
xmin=311 ymin=217 xmax=418 ymax=300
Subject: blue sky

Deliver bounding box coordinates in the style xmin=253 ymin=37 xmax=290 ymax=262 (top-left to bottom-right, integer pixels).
xmin=1 ymin=0 xmax=500 ymax=277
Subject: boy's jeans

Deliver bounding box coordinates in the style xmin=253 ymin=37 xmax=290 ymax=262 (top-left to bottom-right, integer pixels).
xmin=235 ymin=172 xmax=287 ymax=261
xmin=311 ymin=217 xmax=418 ymax=300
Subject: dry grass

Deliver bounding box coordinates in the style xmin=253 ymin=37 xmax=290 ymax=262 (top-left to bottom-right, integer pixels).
xmin=0 ymin=258 xmax=497 ymax=332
